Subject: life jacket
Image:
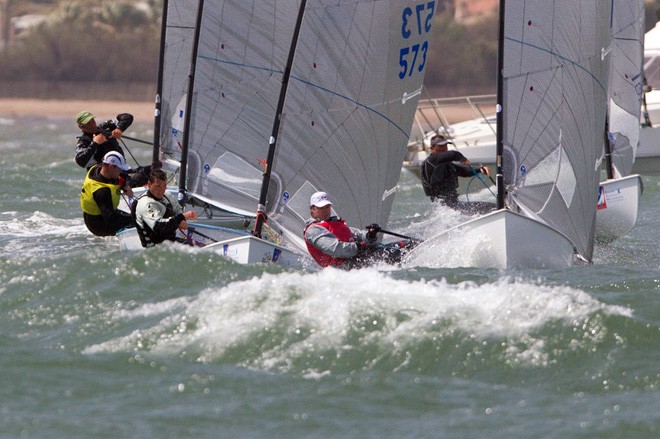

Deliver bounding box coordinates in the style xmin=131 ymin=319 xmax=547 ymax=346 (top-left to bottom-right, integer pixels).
xmin=131 ymin=192 xmax=178 ymax=247
xmin=304 ymin=218 xmax=355 ymax=267
xmin=80 ymin=165 xmax=121 ymax=215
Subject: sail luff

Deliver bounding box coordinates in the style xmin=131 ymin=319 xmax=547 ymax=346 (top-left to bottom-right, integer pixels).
xmin=495 ymin=0 xmax=506 ymax=210
xmin=152 ymin=0 xmax=169 ymax=166
xmin=158 ymin=0 xmax=201 ymax=178
xmin=177 ymin=0 xmax=206 ymax=204
xmin=253 ymin=0 xmax=308 ymax=239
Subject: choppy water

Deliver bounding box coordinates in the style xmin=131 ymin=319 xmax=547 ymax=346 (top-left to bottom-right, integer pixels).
xmin=1 ymin=116 xmax=659 ymax=438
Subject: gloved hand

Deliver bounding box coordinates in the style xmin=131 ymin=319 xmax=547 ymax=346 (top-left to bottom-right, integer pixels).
xmin=356 ymin=241 xmax=369 ymax=254
xmin=365 ymin=223 xmax=381 ymax=241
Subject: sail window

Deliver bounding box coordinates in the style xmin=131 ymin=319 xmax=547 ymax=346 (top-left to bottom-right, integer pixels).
xmin=206 ymin=153 xmax=263 ymax=199
xmin=522 ymin=146 xmax=576 ymax=208
xmin=284 ymin=181 xmax=321 ymax=221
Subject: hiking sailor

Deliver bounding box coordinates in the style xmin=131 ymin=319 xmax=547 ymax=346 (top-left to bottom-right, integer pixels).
xmin=132 ymin=169 xmax=199 ymax=247
xmin=420 ymin=134 xmax=495 ymax=214
xmin=80 ymin=151 xmax=134 ymax=237
xmin=74 ymin=110 xmax=153 ymax=186
xmin=303 ymin=191 xmax=380 ymax=268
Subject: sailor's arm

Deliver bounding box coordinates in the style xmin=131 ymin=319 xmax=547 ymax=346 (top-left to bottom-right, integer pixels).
xmin=305 ymin=224 xmax=359 ymax=258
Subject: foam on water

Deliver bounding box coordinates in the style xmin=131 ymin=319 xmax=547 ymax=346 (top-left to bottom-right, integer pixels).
xmin=1 ymin=211 xmax=86 ymax=238
xmin=83 ymin=268 xmax=632 ymax=374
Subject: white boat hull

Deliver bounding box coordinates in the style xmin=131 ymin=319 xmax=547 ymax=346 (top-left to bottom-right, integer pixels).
xmin=595 ymin=175 xmax=643 ymax=243
xmin=117 ymin=224 xmax=307 ymax=267
xmin=201 ymin=235 xmax=305 ymax=267
xmin=635 ymin=125 xmax=660 ymax=175
xmin=404 ymin=209 xmax=577 ymax=269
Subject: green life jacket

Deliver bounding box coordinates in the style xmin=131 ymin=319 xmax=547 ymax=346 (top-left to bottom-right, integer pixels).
xmin=80 ymin=165 xmax=121 ymax=215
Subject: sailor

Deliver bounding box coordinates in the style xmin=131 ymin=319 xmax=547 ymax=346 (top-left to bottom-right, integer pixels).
xmin=74 ymin=110 xmax=153 ymax=186
xmin=80 ymin=151 xmax=134 ymax=237
xmin=303 ymin=191 xmax=379 ymax=268
xmin=420 ymin=134 xmax=495 ymax=213
xmin=131 ymin=169 xmax=199 ymax=247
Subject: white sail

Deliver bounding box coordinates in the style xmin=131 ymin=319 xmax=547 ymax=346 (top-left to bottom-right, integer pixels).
xmin=501 ymin=0 xmax=610 ymax=262
xmin=594 ymin=0 xmax=645 ymax=243
xmin=405 ymin=0 xmax=612 ymax=269
xmin=158 ymin=0 xmax=200 ymax=167
xmin=185 ymin=0 xmax=433 ymax=252
xmin=607 ymin=0 xmax=645 ymax=176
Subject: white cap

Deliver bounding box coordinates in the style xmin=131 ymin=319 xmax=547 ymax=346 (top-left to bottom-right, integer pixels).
xmin=102 ymin=151 xmax=130 ymax=171
xmin=310 ymin=191 xmax=332 ymax=208
xmin=431 ymin=135 xmax=453 ymax=147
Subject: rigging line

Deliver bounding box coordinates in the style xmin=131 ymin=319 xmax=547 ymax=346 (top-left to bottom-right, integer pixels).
xmin=468 ymin=166 xmax=497 ymax=199
xmin=503 ymin=36 xmax=608 ymax=96
xmin=199 ymin=55 xmax=413 ymax=140
xmin=119 ymin=138 xmax=142 ymax=169
xmin=122 ymin=135 xmax=153 ymax=146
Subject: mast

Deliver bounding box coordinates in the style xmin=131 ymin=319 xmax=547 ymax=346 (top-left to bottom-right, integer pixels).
xmin=495 ymin=0 xmax=506 ymax=209
xmin=152 ymin=0 xmax=169 ymax=167
xmin=253 ymin=0 xmax=308 ymax=238
xmin=178 ymin=0 xmax=205 ymax=206
xmin=603 ymin=118 xmax=614 ymax=179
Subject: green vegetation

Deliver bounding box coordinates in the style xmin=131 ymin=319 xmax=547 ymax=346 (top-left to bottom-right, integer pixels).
xmin=0 ymin=1 xmax=657 ymax=96
xmin=0 ymin=0 xmax=162 ymax=82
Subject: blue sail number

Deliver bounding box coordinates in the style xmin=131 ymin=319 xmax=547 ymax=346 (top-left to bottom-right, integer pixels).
xmin=399 ymin=1 xmax=435 ymax=79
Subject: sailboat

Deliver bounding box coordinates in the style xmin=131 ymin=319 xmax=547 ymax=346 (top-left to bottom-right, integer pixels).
xmin=119 ymin=0 xmax=433 ymax=267
xmin=638 ymin=19 xmax=660 ymax=173
xmin=596 ymin=0 xmax=645 ymax=243
xmin=405 ymin=0 xmax=611 ymax=269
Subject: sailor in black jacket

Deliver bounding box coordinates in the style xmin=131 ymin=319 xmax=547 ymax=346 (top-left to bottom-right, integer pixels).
xmin=421 ymin=134 xmax=495 ymax=214
xmin=74 ymin=111 xmax=151 ymax=186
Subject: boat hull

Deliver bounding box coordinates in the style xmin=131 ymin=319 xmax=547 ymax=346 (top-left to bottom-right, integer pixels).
xmin=595 ymin=175 xmax=643 ymax=243
xmin=117 ymin=224 xmax=307 ymax=267
xmin=201 ymin=235 xmax=305 ymax=267
xmin=634 ymin=125 xmax=660 ymax=175
xmin=404 ymin=210 xmax=577 ymax=269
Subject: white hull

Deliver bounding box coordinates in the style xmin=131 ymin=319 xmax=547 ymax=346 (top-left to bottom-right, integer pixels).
xmin=404 ymin=210 xmax=577 ymax=269
xmin=117 ymin=224 xmax=307 ymax=267
xmin=595 ymin=175 xmax=643 ymax=243
xmin=201 ymin=235 xmax=305 ymax=267
xmin=635 ymin=124 xmax=660 ymax=175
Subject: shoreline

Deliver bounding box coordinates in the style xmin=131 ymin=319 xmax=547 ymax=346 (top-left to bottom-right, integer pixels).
xmin=0 ymin=97 xmax=482 ymax=126
xmin=0 ymin=98 xmax=155 ymax=123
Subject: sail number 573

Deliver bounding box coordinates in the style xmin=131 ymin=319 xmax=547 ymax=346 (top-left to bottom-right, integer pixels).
xmin=399 ymin=1 xmax=435 ymax=79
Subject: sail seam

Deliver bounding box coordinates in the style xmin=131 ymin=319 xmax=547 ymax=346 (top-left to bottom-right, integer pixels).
xmin=504 ymin=36 xmax=607 ymax=96
xmin=197 ymin=55 xmax=411 ymax=140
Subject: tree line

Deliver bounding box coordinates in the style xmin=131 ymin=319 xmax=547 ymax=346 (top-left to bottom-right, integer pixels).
xmin=0 ymin=1 xmax=657 ymax=97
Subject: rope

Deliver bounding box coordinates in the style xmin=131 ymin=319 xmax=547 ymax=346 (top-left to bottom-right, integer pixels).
xmin=467 ymin=166 xmax=497 ymax=200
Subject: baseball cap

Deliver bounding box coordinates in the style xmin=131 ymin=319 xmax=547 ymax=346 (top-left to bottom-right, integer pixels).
xmin=102 ymin=151 xmax=130 ymax=171
xmin=76 ymin=111 xmax=95 ymax=125
xmin=431 ymin=135 xmax=452 ymax=147
xmin=310 ymin=191 xmax=332 ymax=208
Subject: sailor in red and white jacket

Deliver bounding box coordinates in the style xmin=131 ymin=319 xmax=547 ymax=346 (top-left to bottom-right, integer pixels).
xmin=303 ymin=191 xmax=375 ymax=268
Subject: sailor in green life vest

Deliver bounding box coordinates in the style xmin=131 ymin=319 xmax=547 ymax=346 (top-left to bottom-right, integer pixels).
xmin=80 ymin=151 xmax=134 ymax=236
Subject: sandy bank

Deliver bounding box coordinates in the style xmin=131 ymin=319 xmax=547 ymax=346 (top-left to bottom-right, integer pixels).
xmin=0 ymin=98 xmax=155 ymax=123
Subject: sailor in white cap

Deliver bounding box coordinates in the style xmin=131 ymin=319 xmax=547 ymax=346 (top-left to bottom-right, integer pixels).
xmin=303 ymin=191 xmax=379 ymax=268
xmin=80 ymin=151 xmax=134 ymax=236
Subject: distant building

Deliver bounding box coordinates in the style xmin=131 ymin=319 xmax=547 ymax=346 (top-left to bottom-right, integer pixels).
xmin=9 ymin=14 xmax=46 ymax=40
xmin=454 ymin=0 xmax=498 ymax=23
